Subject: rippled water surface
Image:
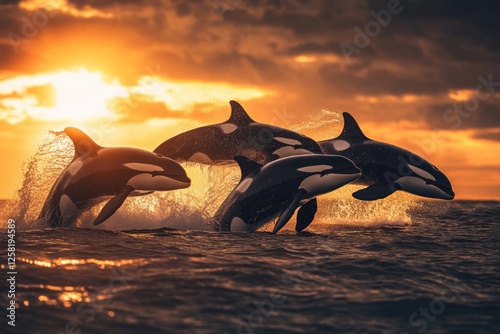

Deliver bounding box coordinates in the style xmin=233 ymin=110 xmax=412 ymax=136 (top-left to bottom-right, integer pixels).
xmin=1 ymin=200 xmax=499 ymax=334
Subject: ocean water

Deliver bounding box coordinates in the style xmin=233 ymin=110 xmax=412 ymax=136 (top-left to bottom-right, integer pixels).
xmin=1 ymin=199 xmax=499 ymax=334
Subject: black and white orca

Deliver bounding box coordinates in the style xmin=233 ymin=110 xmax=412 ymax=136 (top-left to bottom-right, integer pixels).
xmin=319 ymin=113 xmax=455 ymax=201
xmin=154 ymin=100 xmax=323 ymax=164
xmin=214 ymin=154 xmax=361 ymax=233
xmin=38 ymin=127 xmax=191 ymax=227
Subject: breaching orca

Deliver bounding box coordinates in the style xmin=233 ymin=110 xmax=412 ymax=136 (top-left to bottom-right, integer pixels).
xmin=213 ymin=154 xmax=361 ymax=233
xmin=319 ymin=113 xmax=455 ymax=200
xmin=154 ymin=100 xmax=323 ymax=164
xmin=38 ymin=127 xmax=191 ymax=227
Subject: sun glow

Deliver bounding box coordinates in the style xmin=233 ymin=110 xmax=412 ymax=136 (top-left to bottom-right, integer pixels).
xmin=131 ymin=76 xmax=269 ymax=111
xmin=49 ymin=69 xmax=128 ymax=121
xmin=0 ymin=68 xmax=128 ymax=123
xmin=0 ymin=68 xmax=271 ymax=124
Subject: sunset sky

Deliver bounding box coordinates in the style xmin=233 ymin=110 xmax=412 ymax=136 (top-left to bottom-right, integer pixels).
xmin=0 ymin=0 xmax=499 ymax=200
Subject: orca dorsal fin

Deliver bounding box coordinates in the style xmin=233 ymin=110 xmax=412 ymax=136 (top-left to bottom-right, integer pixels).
xmin=228 ymin=100 xmax=255 ymax=125
xmin=338 ymin=112 xmax=370 ymax=143
xmin=64 ymin=127 xmax=101 ymax=160
xmin=234 ymin=155 xmax=262 ymax=181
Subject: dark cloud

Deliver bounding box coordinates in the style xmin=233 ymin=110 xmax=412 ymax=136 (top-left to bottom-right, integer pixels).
xmin=0 ymin=0 xmax=498 ymax=130
xmin=67 ymin=0 xmax=146 ymax=7
xmin=0 ymin=42 xmax=18 ymax=68
xmin=0 ymin=1 xmax=21 ymax=6
xmin=395 ymin=0 xmax=500 ymax=34
xmin=473 ymin=130 xmax=500 ymax=142
xmin=424 ymin=101 xmax=500 ymax=130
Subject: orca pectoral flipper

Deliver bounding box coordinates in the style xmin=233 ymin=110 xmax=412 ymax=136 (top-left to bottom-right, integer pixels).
xmin=93 ymin=185 xmax=135 ymax=225
xmin=273 ymin=190 xmax=306 ymax=234
xmin=352 ymin=184 xmax=396 ymax=201
xmin=296 ymin=198 xmax=317 ymax=232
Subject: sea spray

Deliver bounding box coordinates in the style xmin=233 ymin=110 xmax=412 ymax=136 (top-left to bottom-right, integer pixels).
xmin=5 ymin=119 xmax=421 ymax=232
xmin=10 ymin=131 xmax=72 ymax=229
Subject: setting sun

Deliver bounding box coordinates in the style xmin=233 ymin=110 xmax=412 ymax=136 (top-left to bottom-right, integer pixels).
xmin=0 ymin=66 xmax=271 ymax=125
xmin=0 ymin=68 xmax=128 ymax=123
xmin=49 ymin=69 xmax=127 ymax=122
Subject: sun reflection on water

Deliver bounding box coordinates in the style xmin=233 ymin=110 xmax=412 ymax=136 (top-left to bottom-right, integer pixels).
xmin=20 ymin=257 xmax=139 ymax=309
xmin=19 ymin=257 xmax=140 ymax=269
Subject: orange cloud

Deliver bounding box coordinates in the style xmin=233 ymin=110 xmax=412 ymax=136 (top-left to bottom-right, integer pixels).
xmin=0 ymin=68 xmax=272 ymax=124
xmin=19 ymin=0 xmax=113 ymax=19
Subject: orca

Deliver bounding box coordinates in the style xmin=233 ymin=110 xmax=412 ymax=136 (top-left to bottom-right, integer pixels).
xmin=38 ymin=127 xmax=191 ymax=227
xmin=154 ymin=100 xmax=323 ymax=164
xmin=213 ymin=154 xmax=361 ymax=233
xmin=319 ymin=113 xmax=455 ymax=201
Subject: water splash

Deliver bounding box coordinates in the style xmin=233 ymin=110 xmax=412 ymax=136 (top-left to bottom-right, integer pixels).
xmin=1 ymin=129 xmax=239 ymax=231
xmin=289 ymin=108 xmax=342 ymax=134
xmin=284 ymin=107 xmax=419 ymax=231
xmin=314 ymin=184 xmax=419 ymax=229
xmin=8 ymin=131 xmax=73 ymax=229
xmin=77 ymin=165 xmax=240 ymax=231
xmin=3 ymin=124 xmax=420 ymax=232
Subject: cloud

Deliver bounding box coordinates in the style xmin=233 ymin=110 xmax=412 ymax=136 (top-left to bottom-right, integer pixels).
xmin=424 ymin=100 xmax=500 ymax=130
xmin=19 ymin=0 xmax=114 ymax=19
xmin=0 ymin=3 xmax=498 ymax=129
xmin=0 ymin=69 xmax=271 ymax=124
xmin=473 ymin=129 xmax=500 ymax=142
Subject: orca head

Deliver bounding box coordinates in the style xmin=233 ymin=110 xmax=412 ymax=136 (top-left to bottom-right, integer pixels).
xmin=296 ymin=155 xmax=362 ymax=198
xmin=396 ymin=162 xmax=454 ymax=200
xmin=124 ymin=153 xmax=191 ymax=191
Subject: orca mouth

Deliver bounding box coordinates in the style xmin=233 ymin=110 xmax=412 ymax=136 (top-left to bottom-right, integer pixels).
xmin=398 ymin=177 xmax=455 ymax=200
xmin=322 ymin=166 xmax=361 ymax=176
xmin=167 ymin=174 xmax=191 ymax=184
xmin=442 ymin=186 xmax=455 ymax=198
xmin=425 ymin=179 xmax=455 ymax=199
xmin=152 ymin=171 xmax=191 ymax=184
xmin=435 ymin=188 xmax=454 ymax=200
xmin=443 ymin=189 xmax=455 ymax=199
